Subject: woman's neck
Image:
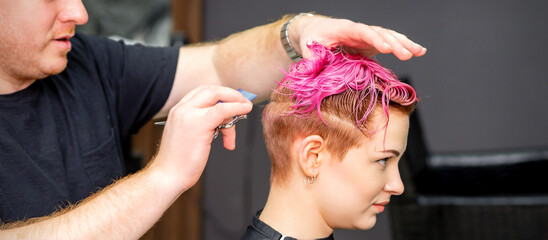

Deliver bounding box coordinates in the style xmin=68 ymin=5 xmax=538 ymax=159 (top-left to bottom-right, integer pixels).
xmin=259 ymin=182 xmax=333 ymax=239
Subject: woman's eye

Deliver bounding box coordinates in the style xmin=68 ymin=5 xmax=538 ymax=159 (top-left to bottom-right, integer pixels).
xmin=377 ymin=158 xmax=388 ymax=167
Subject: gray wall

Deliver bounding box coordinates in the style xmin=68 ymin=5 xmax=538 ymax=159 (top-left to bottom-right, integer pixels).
xmin=203 ymin=1 xmax=548 ymax=239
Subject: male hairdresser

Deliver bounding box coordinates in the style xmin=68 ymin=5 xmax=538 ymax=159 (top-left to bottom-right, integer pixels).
xmin=0 ymin=0 xmax=425 ymax=238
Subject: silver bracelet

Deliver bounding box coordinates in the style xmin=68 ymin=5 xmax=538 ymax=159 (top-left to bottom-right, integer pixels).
xmin=280 ymin=13 xmax=314 ymax=62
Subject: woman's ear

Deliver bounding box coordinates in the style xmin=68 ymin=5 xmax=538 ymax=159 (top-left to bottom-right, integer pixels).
xmin=297 ymin=135 xmax=325 ymax=178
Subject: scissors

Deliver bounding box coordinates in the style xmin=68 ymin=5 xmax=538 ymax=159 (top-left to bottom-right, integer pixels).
xmin=154 ymin=89 xmax=257 ymax=139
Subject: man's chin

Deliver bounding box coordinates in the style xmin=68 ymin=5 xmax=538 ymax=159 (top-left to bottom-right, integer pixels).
xmin=40 ymin=58 xmax=68 ymax=77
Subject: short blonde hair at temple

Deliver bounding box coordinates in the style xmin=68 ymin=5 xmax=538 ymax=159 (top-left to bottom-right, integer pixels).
xmin=262 ymin=42 xmax=418 ymax=184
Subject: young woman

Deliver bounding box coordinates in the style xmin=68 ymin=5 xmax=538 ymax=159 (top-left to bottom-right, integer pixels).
xmin=241 ymin=42 xmax=418 ymax=239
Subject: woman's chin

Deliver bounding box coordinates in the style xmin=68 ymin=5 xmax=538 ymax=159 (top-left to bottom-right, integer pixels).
xmin=350 ymin=215 xmax=377 ymax=230
xmin=331 ymin=211 xmax=379 ymax=230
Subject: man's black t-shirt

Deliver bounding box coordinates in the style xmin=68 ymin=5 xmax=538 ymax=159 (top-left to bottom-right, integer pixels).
xmin=0 ymin=33 xmax=179 ymax=223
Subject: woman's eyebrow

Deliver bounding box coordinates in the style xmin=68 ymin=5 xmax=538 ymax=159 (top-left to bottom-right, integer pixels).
xmin=382 ymin=149 xmax=401 ymax=157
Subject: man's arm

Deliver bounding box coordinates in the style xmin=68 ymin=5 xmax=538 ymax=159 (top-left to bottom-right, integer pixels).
xmin=157 ymin=14 xmax=426 ymax=117
xmin=1 ymin=164 xmax=179 ymax=240
xmin=0 ymin=86 xmax=252 ymax=240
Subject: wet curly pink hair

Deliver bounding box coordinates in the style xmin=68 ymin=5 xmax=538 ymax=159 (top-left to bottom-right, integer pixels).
xmin=280 ymin=42 xmax=417 ymax=128
xmin=263 ymin=42 xmax=418 ymax=184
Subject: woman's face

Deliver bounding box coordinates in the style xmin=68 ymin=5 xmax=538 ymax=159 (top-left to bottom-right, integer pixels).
xmin=314 ymin=109 xmax=409 ymax=230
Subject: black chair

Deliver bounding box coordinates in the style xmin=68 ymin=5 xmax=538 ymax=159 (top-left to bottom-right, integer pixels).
xmin=389 ymin=77 xmax=548 ymax=240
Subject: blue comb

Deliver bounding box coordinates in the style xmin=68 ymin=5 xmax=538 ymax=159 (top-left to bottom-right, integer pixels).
xmin=237 ymin=88 xmax=257 ymax=101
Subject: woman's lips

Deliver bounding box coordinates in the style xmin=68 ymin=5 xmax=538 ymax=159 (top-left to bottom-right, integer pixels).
xmin=373 ymin=201 xmax=389 ymax=213
xmin=374 ymin=204 xmax=385 ymax=213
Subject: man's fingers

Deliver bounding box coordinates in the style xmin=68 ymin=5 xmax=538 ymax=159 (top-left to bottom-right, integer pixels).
xmin=303 ymin=18 xmax=426 ymax=60
xmin=369 ymin=26 xmax=413 ymax=60
xmin=341 ymin=25 xmax=426 ymax=60
xmin=214 ymin=102 xmax=252 ymax=150
xmin=220 ymin=126 xmax=237 ymax=150
xmin=199 ymin=87 xmax=249 ymax=108
xmin=177 ymin=85 xmax=250 ymax=109
xmin=333 ymin=22 xmax=389 ymax=54
xmin=389 ymin=29 xmax=427 ymax=57
xmin=210 ymin=101 xmax=252 ymax=125
xmin=357 ymin=24 xmax=394 ymax=54
xmin=166 ymin=86 xmax=252 ymax=139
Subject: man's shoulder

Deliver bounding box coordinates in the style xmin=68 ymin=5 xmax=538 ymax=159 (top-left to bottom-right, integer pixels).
xmin=71 ymin=32 xmax=116 ymax=46
xmin=65 ymin=32 xmax=129 ymax=82
xmin=69 ymin=33 xmax=120 ymax=59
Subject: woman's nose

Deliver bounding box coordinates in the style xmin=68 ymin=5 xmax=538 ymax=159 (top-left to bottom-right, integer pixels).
xmin=383 ymin=168 xmax=405 ymax=195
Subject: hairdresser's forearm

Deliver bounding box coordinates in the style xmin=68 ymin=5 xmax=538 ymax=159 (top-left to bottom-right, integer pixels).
xmin=0 ymin=163 xmax=185 ymax=240
xmin=212 ymin=15 xmax=295 ymax=102
xmin=158 ymin=15 xmax=293 ymax=116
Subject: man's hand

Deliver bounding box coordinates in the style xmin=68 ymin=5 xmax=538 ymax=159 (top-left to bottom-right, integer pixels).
xmin=152 ymin=85 xmax=253 ymax=190
xmin=291 ymin=14 xmax=427 ymax=61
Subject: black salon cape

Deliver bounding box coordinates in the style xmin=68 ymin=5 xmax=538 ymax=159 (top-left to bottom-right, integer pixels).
xmin=0 ymin=33 xmax=179 ymax=223
xmin=241 ymin=211 xmax=335 ymax=240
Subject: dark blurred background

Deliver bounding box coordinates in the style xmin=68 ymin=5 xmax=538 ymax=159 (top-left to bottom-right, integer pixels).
xmin=80 ymin=0 xmax=548 ymax=239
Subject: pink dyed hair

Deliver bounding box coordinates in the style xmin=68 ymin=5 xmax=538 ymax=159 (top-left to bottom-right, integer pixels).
xmin=278 ymin=41 xmax=417 ymax=130
xmin=262 ymin=42 xmax=418 ymax=184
